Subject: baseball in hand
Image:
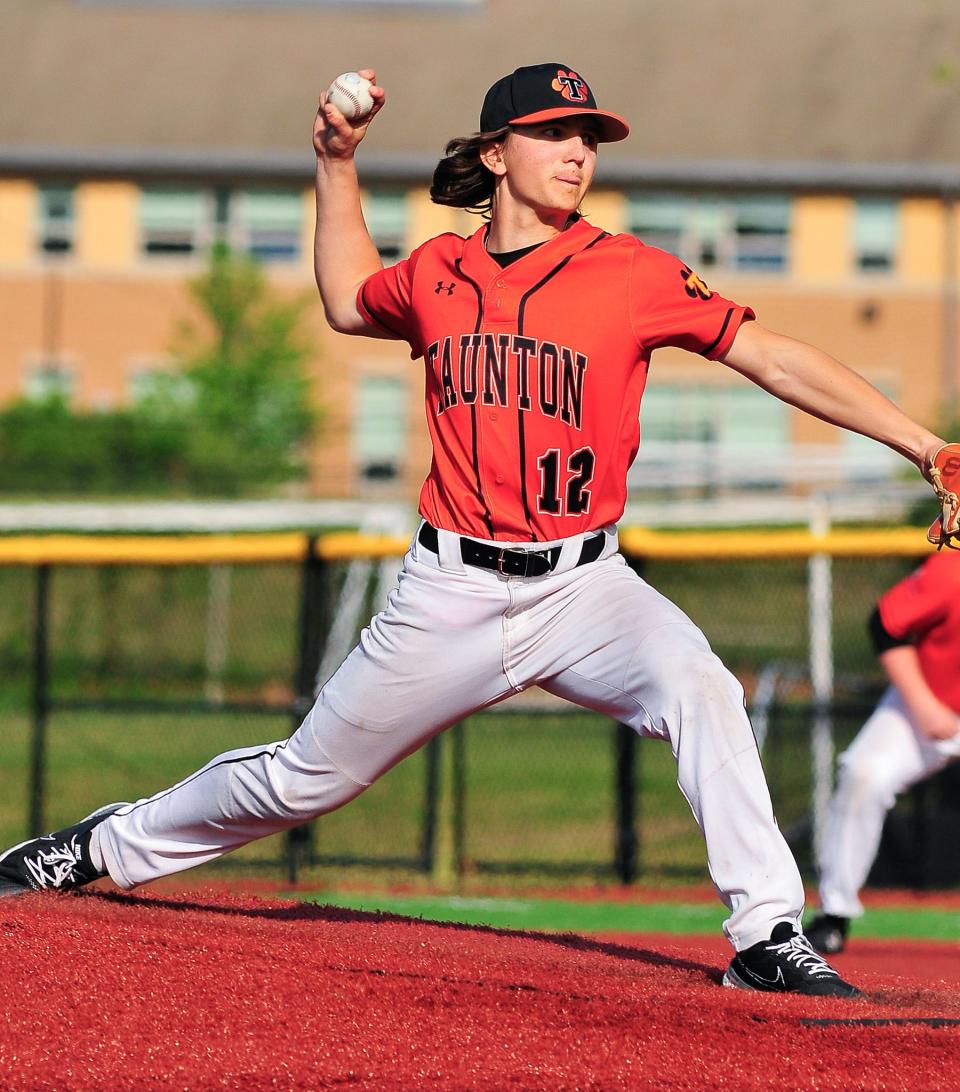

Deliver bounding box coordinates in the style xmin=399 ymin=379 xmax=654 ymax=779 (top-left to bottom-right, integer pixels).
xmin=326 ymin=72 xmax=375 ymax=122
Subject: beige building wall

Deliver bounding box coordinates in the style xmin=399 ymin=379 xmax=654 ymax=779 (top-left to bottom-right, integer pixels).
xmin=0 ymin=179 xmax=34 ymax=265
xmin=76 ymin=182 xmax=139 ymax=269
xmin=1 ymin=178 xmax=957 ymax=499
xmin=790 ymin=196 xmax=852 ymax=284
xmin=900 ymin=198 xmax=947 ymax=286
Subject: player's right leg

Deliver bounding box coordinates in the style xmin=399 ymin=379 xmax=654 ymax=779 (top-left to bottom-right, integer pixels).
xmin=0 ymin=540 xmax=518 ymax=894
xmin=810 ymin=686 xmax=960 ymax=951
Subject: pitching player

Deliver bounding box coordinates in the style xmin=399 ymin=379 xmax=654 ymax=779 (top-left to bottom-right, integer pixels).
xmin=806 ymin=551 xmax=960 ymax=954
xmin=0 ymin=62 xmax=950 ymax=998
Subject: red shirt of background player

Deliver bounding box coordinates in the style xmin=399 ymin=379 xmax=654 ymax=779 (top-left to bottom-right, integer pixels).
xmin=359 ymin=218 xmax=753 ymax=541
xmin=878 ymin=551 xmax=960 ymax=711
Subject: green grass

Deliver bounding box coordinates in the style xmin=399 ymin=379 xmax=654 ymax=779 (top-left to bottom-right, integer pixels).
xmin=289 ymin=890 xmax=960 ymax=942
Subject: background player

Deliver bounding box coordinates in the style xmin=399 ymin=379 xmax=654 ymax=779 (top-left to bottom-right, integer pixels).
xmin=0 ymin=61 xmax=951 ymax=999
xmin=806 ymin=551 xmax=960 ymax=954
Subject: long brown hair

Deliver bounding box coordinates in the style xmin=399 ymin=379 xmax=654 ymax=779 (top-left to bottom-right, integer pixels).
xmin=429 ymin=127 xmax=510 ymax=219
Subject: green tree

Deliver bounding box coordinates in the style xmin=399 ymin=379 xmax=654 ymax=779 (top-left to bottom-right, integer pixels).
xmin=0 ymin=245 xmax=319 ymax=498
xmin=152 ymin=243 xmax=318 ymax=495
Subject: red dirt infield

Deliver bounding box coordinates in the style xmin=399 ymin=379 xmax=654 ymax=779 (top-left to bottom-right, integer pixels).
xmin=1 ymin=889 xmax=958 ymax=1090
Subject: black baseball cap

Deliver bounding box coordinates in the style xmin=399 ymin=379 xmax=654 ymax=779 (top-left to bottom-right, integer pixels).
xmin=479 ymin=63 xmax=629 ymax=143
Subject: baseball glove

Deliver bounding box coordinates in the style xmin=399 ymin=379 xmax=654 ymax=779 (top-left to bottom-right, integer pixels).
xmin=927 ymin=443 xmax=960 ymax=548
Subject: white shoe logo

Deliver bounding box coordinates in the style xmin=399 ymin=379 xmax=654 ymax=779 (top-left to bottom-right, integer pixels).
xmin=743 ymin=963 xmax=785 ymax=988
xmin=24 ymin=836 xmax=84 ymax=889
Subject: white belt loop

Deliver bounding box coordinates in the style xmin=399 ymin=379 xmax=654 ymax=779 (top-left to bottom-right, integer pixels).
xmin=551 ymin=534 xmax=585 ymax=575
xmin=436 ymin=526 xmax=467 ymax=573
xmin=602 ymin=523 xmax=620 ymax=559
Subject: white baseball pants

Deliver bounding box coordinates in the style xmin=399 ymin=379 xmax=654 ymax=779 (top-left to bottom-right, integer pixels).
xmin=95 ymin=524 xmax=804 ymax=950
xmin=818 ymin=685 xmax=960 ymax=919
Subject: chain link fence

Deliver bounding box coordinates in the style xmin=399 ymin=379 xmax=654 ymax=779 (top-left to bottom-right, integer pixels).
xmin=2 ymin=529 xmax=958 ymax=890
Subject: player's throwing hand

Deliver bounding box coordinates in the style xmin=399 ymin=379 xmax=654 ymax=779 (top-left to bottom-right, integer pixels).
xmin=314 ymin=67 xmax=384 ymax=160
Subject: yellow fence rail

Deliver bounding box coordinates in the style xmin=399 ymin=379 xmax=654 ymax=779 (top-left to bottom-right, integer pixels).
xmin=0 ymin=525 xmax=936 ymax=565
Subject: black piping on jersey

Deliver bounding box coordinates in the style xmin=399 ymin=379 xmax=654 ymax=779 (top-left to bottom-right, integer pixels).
xmin=515 ymin=230 xmax=610 ymax=538
xmin=358 ymin=281 xmax=408 ymax=341
xmin=702 ymin=307 xmax=736 ymax=358
xmin=116 ymin=737 xmax=298 ymax=819
xmin=454 ymin=258 xmax=495 ymax=538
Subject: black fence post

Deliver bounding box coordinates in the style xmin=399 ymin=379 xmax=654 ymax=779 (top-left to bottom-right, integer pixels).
xmin=285 ymin=535 xmax=331 ymax=884
xmin=452 ymin=721 xmax=466 ymax=874
xmin=421 ymin=736 xmax=440 ymax=872
xmin=29 ymin=564 xmax=51 ymax=835
xmin=614 ymin=721 xmax=638 ymax=883
xmin=613 ymin=551 xmax=647 ymax=885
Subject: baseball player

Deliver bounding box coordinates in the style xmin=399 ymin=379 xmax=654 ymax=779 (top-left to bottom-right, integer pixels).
xmin=806 ymin=551 xmax=960 ymax=954
xmin=0 ymin=62 xmax=950 ymax=999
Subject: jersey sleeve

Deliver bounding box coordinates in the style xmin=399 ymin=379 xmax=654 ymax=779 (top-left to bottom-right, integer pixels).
xmin=356 ymin=258 xmax=417 ymax=344
xmin=877 ymin=558 xmax=951 ymax=640
xmin=629 ymin=245 xmax=755 ymax=360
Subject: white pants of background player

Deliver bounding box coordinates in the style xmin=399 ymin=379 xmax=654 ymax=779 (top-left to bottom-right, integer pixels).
xmin=818 ymin=686 xmax=960 ymax=920
xmin=94 ymin=523 xmax=804 ymax=951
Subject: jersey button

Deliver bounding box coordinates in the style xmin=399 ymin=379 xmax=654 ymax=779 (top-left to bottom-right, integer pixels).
xmin=496 ymin=279 xmax=505 ymax=288
xmin=495 ymin=474 xmax=505 ymax=484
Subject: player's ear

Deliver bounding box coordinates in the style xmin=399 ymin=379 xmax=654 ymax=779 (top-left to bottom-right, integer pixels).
xmin=479 ymin=137 xmax=507 ymax=177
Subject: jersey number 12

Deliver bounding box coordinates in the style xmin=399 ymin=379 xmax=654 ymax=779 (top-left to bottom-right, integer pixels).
xmin=537 ymin=447 xmax=595 ymax=516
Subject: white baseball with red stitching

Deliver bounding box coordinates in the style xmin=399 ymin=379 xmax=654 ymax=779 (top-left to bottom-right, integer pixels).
xmin=326 ymin=72 xmax=375 ymax=121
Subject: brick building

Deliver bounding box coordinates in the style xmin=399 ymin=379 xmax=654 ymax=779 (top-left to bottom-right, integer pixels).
xmin=1 ymin=0 xmax=958 ymax=499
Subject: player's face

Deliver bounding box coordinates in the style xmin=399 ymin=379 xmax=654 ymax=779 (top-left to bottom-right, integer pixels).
xmin=494 ymin=118 xmax=599 ymax=219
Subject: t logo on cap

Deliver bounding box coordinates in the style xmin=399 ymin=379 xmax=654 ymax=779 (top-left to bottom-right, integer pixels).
xmin=479 ymin=62 xmax=630 ymax=143
xmin=553 ymin=70 xmax=588 ymax=103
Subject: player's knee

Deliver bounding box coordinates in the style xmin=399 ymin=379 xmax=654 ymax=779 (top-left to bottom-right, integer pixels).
xmin=227 ymin=744 xmax=367 ymax=823
xmin=649 ymin=628 xmax=744 ymax=709
xmin=836 ymin=752 xmax=900 ymax=807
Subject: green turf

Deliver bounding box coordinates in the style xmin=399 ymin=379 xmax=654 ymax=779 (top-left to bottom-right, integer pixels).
xmin=292 ymin=891 xmax=960 ymax=942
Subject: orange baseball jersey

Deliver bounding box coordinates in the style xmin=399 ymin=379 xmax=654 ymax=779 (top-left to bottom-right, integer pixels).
xmin=878 ymin=550 xmax=960 ymax=710
xmin=357 ymin=215 xmax=754 ymax=541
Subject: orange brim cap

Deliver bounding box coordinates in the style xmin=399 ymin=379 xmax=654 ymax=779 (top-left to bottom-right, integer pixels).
xmin=507 ymin=106 xmax=630 ymax=143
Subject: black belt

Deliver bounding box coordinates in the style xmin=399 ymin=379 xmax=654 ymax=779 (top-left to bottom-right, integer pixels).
xmin=417 ymin=522 xmax=605 ymax=578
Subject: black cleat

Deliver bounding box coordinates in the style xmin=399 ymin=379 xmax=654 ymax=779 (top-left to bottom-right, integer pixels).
xmin=723 ymin=922 xmax=861 ymax=997
xmin=0 ymin=803 xmax=128 ymax=897
xmin=804 ymin=913 xmax=850 ymax=955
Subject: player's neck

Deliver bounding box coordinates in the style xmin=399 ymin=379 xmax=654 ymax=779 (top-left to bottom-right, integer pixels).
xmin=485 ymin=206 xmax=578 ymax=255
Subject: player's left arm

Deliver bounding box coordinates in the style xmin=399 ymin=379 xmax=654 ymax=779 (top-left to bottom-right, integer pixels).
xmin=719 ymin=320 xmax=945 ymax=474
xmin=878 ymin=644 xmax=960 ymax=740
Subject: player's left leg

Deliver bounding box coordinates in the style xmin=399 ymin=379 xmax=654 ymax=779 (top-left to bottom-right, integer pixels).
xmin=509 ymin=549 xmax=857 ymax=993
xmin=511 ymin=554 xmax=801 ymax=949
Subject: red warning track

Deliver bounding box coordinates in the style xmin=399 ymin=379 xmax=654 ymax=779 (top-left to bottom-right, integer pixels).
xmin=1 ymin=890 xmax=957 ymax=1090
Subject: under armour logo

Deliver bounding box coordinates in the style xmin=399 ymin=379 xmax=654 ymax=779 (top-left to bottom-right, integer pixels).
xmin=435 ymin=281 xmax=456 ymax=296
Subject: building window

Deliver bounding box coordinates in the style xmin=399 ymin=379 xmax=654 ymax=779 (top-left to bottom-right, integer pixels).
xmin=37 ymin=184 xmax=75 ymax=255
xmin=640 ymin=384 xmax=787 ymax=448
xmin=629 ymin=192 xmax=791 ymax=273
xmin=632 ymin=383 xmax=789 ymax=490
xmin=25 ymin=362 xmax=73 ymax=401
xmin=355 ymin=375 xmax=407 ymax=482
xmin=854 ymin=197 xmax=898 ymax=273
xmin=627 ymin=194 xmax=685 ymax=258
xmin=231 ymin=189 xmax=302 ymax=261
xmin=363 ymin=189 xmax=407 ymax=265
xmin=732 ymin=196 xmax=790 ymax=271
xmin=140 ymin=186 xmax=212 ymax=257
